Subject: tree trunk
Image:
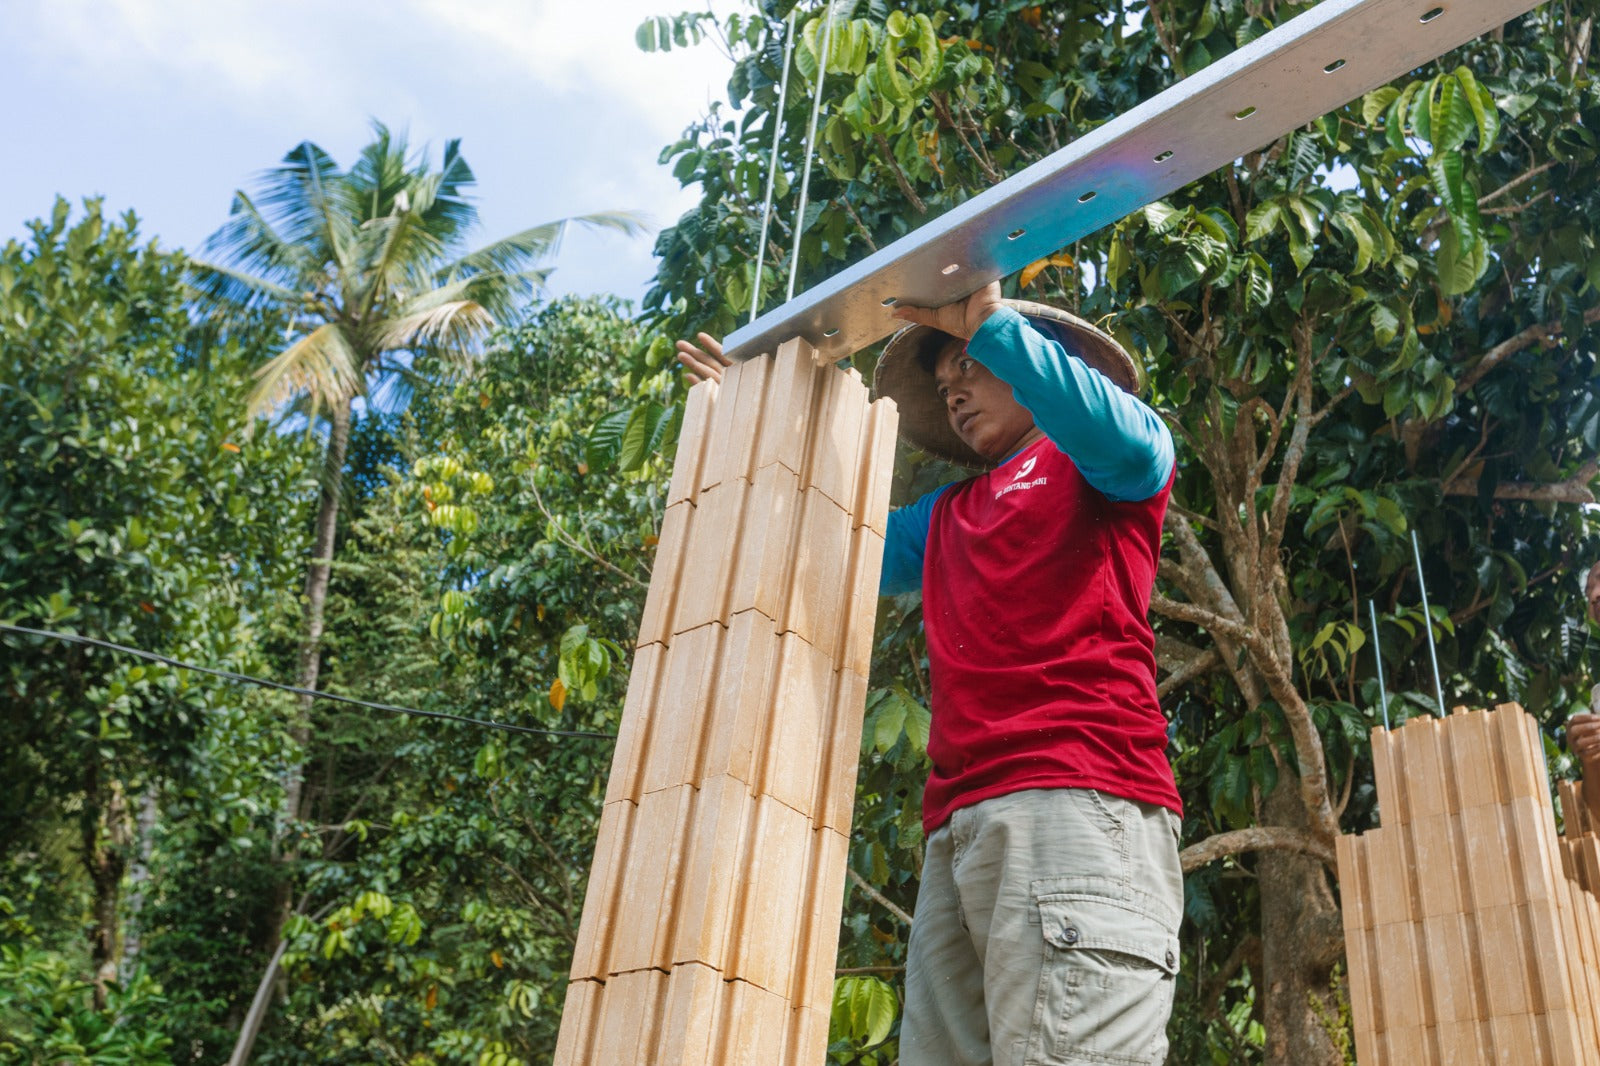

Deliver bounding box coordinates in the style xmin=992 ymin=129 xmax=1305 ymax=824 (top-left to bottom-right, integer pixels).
xmin=283 ymin=396 xmax=352 ymax=828
xmin=1257 ymin=780 xmax=1348 ymax=1066
xmin=119 ymin=787 xmax=159 ymax=981
xmin=231 ymin=397 xmax=353 ymax=1064
xmin=82 ymin=759 xmax=129 ymax=1010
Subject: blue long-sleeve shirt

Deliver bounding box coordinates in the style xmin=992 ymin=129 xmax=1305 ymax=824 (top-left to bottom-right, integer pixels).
xmin=879 ymin=307 xmax=1174 ymax=595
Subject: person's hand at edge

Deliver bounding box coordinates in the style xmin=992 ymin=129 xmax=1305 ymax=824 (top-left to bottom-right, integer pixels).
xmin=1571 ymin=713 xmax=1600 ymax=763
xmin=676 ymin=333 xmax=730 ymax=385
xmin=892 ymin=280 xmax=1005 ymax=340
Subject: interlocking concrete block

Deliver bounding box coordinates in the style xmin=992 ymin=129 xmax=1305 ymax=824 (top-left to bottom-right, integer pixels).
xmin=1365 ymin=829 xmax=1413 ymax=927
xmin=1336 ymin=834 xmax=1371 ymax=932
xmin=606 ymin=642 xmax=665 ymax=806
xmin=752 ymin=340 xmax=822 ymax=479
xmin=756 ymin=633 xmax=832 ymax=816
xmin=1446 ymin=710 xmax=1498 ymax=809
xmin=725 ymin=464 xmax=804 ymax=628
xmin=609 ymin=786 xmax=695 ymax=975
xmin=1542 ymin=1008 xmax=1590 ymax=1066
xmin=552 ymin=978 xmax=603 ymax=1066
xmin=1492 ymin=704 xmax=1544 ymax=801
xmin=789 ymin=1006 xmax=833 ymax=1066
xmin=803 ymin=366 xmax=868 ymax=512
xmin=668 ymin=378 xmax=718 ymax=508
xmin=854 ymin=398 xmax=898 ymax=537
xmin=815 ymin=669 xmax=869 ymax=834
xmin=837 ymin=523 xmax=886 ymax=679
xmin=1487 ymin=1013 xmax=1539 ymax=1066
xmin=720 ymin=977 xmax=793 ymax=1066
xmin=1377 ymin=1024 xmax=1425 ymax=1065
xmin=637 ymin=500 xmax=696 ymax=650
xmin=1374 ymin=921 xmax=1427 ymax=1031
xmin=1520 ymin=894 xmax=1574 ymax=1015
xmin=699 ymin=356 xmax=769 ymax=493
xmin=570 ymin=799 xmax=636 ymax=981
xmin=1413 ymin=812 xmax=1465 ymax=917
xmin=729 ymin=794 xmax=814 ymax=999
xmin=1432 ymin=1021 xmax=1486 ymax=1066
xmin=1371 ymin=728 xmax=1404 ymax=824
xmin=640 ymin=624 xmax=720 ymax=796
xmin=700 ymin=612 xmax=783 ymax=789
xmin=1401 ymin=719 xmax=1448 ymax=821
xmin=669 ymin=478 xmax=746 ymax=635
xmin=1420 ymin=912 xmax=1473 ymax=1022
xmin=1506 ymin=795 xmax=1560 ymax=906
xmin=670 ymin=773 xmax=753 ymax=972
xmin=781 ymin=489 xmax=851 ymax=647
xmin=1477 ymin=904 xmax=1534 ymax=1017
xmin=1460 ymin=803 xmax=1516 ymax=911
xmin=792 ymin=826 xmax=851 ymax=1012
xmin=652 ymin=962 xmax=726 ymax=1066
xmin=592 ymin=969 xmax=669 ymax=1065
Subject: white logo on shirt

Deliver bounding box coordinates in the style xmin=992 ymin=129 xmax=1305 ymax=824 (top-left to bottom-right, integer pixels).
xmin=1013 ymin=457 xmax=1037 ymax=481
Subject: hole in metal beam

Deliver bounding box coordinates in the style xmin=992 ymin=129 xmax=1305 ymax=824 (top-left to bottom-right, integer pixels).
xmin=1008 ymin=228 xmax=1026 ymax=240
xmin=1420 ymin=6 xmax=1444 ymax=22
xmin=1078 ymin=190 xmax=1097 ymax=203
xmin=1235 ymin=106 xmax=1257 ymax=120
xmin=823 ymin=327 xmax=840 ymax=337
xmin=881 ymin=296 xmax=897 ymax=306
xmin=1324 ymin=58 xmax=1347 ymax=72
xmin=941 ymin=263 xmax=960 ymax=275
xmin=1154 ymin=150 xmax=1174 ymax=162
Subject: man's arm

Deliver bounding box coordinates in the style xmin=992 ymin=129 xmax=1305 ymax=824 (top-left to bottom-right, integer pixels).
xmin=879 ymin=486 xmax=951 ymax=596
xmin=968 ymin=307 xmax=1174 ymax=502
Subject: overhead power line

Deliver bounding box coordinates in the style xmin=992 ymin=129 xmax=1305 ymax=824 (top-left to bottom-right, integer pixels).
xmin=0 ymin=623 xmax=617 ymax=741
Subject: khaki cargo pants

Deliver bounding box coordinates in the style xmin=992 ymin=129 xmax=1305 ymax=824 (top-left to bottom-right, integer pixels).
xmin=900 ymin=788 xmax=1183 ymax=1066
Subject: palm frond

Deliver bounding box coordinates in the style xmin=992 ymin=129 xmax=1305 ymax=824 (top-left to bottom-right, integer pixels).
xmin=371 ymin=295 xmax=494 ymax=356
xmin=246 ymin=322 xmax=364 ymax=420
xmin=186 ymin=257 xmax=301 ymax=315
xmin=446 ymin=211 xmax=650 ymax=279
xmin=201 ymin=191 xmax=311 ymax=286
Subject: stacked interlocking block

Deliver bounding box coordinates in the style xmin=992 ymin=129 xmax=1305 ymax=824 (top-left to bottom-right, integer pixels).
xmin=1337 ymin=704 xmax=1600 ymax=1064
xmin=552 ymin=338 xmax=898 ymax=1065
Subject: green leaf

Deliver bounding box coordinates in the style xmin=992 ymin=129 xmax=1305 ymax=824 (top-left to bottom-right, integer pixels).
xmin=585 ymin=408 xmax=632 ymax=471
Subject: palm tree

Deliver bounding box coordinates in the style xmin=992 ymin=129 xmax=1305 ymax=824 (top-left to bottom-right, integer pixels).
xmin=189 ymin=121 xmax=644 ymax=1062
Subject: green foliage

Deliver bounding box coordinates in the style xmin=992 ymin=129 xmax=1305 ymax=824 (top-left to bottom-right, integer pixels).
xmin=640 ymin=2 xmax=1600 ymax=1061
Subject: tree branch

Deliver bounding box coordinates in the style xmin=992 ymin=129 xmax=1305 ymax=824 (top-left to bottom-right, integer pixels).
xmin=1179 ymin=825 xmax=1336 ymax=873
xmin=848 ymin=868 xmax=913 ymax=926
xmin=1442 ymin=458 xmax=1600 ymax=505
xmin=1455 ymin=305 xmax=1600 ymax=395
xmin=1158 ymin=646 xmax=1221 ymax=699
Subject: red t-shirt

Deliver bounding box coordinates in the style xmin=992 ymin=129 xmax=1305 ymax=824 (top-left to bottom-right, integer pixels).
xmin=919 ymin=435 xmax=1181 ymax=832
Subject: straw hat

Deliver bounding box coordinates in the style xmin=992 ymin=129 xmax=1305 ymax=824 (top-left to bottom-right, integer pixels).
xmin=873 ymin=299 xmax=1142 ymax=469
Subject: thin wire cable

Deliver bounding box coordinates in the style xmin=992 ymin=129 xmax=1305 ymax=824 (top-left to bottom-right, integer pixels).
xmin=1369 ymin=599 xmax=1390 ymax=730
xmin=751 ymin=9 xmax=798 ymax=324
xmin=1 ymin=623 xmax=616 ymax=740
xmin=786 ymin=0 xmax=838 ymax=302
xmin=1410 ymin=530 xmax=1447 ymax=717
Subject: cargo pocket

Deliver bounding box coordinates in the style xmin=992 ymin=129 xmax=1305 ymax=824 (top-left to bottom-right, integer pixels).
xmin=1027 ymin=891 xmax=1179 ymax=1066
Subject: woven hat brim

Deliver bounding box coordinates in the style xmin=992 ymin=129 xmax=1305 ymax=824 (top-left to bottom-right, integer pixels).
xmin=872 ymin=300 xmax=1141 ymax=469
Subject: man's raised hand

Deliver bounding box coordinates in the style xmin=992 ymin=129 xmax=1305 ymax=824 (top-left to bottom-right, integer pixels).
xmin=676 ymin=333 xmax=731 ymax=385
xmin=892 ymin=280 xmax=1005 ymax=340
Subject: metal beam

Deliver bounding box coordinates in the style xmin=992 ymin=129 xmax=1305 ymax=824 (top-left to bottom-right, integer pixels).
xmin=722 ymin=0 xmax=1543 ymax=364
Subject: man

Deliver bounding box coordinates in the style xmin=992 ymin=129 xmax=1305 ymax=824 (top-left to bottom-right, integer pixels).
xmin=677 ymin=280 xmax=1181 ymax=1066
xmin=1568 ymin=563 xmax=1600 ymax=823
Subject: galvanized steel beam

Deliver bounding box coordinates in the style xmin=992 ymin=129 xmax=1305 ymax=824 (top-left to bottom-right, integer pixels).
xmin=722 ymin=0 xmax=1544 ymax=364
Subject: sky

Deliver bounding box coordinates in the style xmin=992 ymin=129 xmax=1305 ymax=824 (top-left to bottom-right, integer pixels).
xmin=1 ymin=0 xmax=742 ymax=305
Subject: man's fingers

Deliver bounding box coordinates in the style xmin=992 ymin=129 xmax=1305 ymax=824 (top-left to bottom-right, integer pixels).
xmin=694 ymin=332 xmax=730 ymax=364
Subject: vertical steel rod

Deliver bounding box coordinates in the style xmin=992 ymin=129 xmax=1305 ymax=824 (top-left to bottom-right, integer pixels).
xmin=1369 ymin=599 xmax=1390 ymax=730
xmin=786 ymin=0 xmax=836 ymax=302
xmin=1411 ymin=530 xmax=1447 ymax=717
xmin=750 ymin=11 xmax=797 ymax=324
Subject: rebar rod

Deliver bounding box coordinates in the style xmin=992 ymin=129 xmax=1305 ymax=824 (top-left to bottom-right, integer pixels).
xmin=1411 ymin=530 xmax=1447 ymax=717
xmin=1369 ymin=599 xmax=1390 ymax=730
xmin=786 ymin=0 xmax=837 ymax=302
xmin=750 ymin=10 xmax=797 ymax=323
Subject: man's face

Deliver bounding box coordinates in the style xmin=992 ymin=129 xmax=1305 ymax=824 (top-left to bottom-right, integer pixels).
xmin=932 ymin=339 xmax=1038 ymax=461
